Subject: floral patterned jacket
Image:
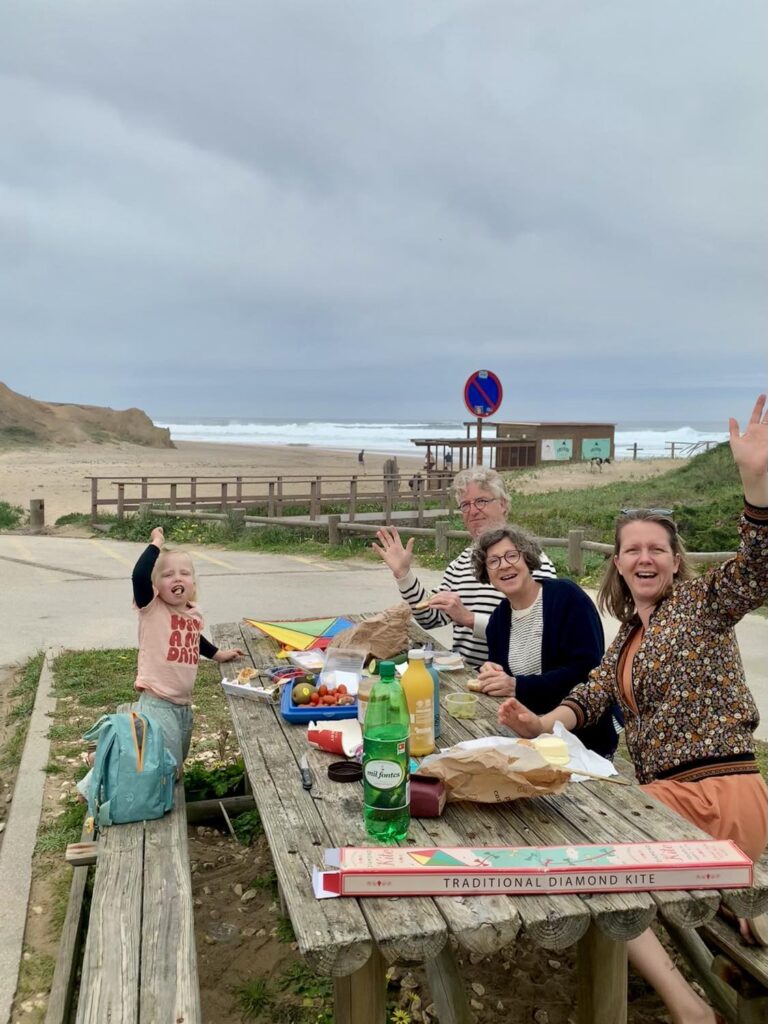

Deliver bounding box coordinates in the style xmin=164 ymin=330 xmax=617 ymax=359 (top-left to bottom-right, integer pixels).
xmin=564 ymin=505 xmax=768 ymax=785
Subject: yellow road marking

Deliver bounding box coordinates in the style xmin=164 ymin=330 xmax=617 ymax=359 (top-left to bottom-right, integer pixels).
xmin=11 ymin=538 xmax=34 ymax=559
xmin=90 ymin=539 xmax=134 ymax=567
xmin=188 ymin=549 xmax=239 ymax=570
xmin=289 ymin=556 xmax=334 ymax=571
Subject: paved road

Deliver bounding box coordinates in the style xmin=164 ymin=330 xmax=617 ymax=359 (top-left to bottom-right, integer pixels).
xmin=1 ymin=533 xmax=766 ymax=736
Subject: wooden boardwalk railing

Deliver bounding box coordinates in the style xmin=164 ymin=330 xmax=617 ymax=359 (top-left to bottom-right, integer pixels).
xmin=87 ymin=467 xmax=455 ymax=523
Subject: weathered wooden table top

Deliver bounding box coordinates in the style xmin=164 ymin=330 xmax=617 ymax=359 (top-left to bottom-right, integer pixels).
xmin=212 ymin=618 xmax=768 ymax=979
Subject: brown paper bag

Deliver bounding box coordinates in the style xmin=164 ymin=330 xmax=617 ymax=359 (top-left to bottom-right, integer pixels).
xmin=418 ymin=741 xmax=569 ymax=803
xmin=328 ymin=603 xmax=412 ymax=660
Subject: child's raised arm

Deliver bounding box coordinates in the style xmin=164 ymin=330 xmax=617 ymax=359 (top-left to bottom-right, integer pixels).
xmin=132 ymin=527 xmax=164 ymax=608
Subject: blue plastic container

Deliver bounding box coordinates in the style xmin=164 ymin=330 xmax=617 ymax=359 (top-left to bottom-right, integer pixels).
xmin=279 ymin=683 xmax=358 ymax=724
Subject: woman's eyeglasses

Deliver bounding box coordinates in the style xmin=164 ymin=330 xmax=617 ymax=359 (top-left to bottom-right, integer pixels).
xmin=459 ymin=497 xmax=498 ymax=513
xmin=486 ymin=549 xmax=522 ymax=570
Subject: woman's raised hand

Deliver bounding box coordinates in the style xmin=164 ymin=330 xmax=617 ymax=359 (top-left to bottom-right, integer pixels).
xmin=371 ymin=526 xmax=414 ymax=580
xmin=729 ymin=394 xmax=768 ymax=507
xmin=497 ymin=697 xmax=544 ymax=737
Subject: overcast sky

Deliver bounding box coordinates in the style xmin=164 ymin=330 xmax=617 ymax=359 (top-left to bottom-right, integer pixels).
xmin=1 ymin=1 xmax=766 ymax=423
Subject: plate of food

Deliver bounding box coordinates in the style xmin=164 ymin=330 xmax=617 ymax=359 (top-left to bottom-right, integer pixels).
xmin=432 ymin=652 xmax=464 ymax=672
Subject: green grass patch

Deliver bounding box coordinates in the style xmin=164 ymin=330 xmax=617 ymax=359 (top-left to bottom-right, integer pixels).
xmin=233 ymin=978 xmax=272 ymax=1020
xmin=183 ymin=758 xmax=246 ymax=801
xmin=276 ymin=915 xmax=296 ymax=943
xmin=0 ymin=499 xmax=24 ymax=529
xmin=1 ymin=653 xmax=44 ymax=771
xmin=36 ymin=799 xmax=87 ymax=854
xmin=248 ymin=868 xmax=279 ymax=896
xmin=232 ymin=808 xmax=263 ymax=846
xmin=15 ymin=947 xmax=56 ymax=998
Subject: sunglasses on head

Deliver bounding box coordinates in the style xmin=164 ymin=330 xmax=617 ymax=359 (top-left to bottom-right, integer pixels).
xmin=620 ymin=507 xmax=673 ymax=517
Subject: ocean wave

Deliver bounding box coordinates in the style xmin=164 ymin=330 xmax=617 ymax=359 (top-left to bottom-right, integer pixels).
xmin=155 ymin=419 xmax=728 ymax=459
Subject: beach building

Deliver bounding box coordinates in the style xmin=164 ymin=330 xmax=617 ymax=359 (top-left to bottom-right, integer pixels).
xmin=411 ymin=420 xmax=616 ymax=470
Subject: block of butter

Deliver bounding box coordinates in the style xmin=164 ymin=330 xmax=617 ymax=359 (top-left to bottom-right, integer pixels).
xmin=531 ymin=735 xmax=570 ymax=767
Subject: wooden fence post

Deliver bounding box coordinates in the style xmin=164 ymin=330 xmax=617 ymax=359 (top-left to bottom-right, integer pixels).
xmin=310 ymin=480 xmax=320 ymax=520
xmin=117 ymin=483 xmax=125 ymax=519
xmin=236 ymin=476 xmax=243 ymax=504
xmin=90 ymin=478 xmax=98 ymax=522
xmin=349 ymin=478 xmax=358 ymax=523
xmin=268 ymin=482 xmax=276 ymax=517
xmin=435 ymin=521 xmax=450 ymax=557
xmin=170 ymin=483 xmax=178 ymax=511
xmin=140 ymin=476 xmax=148 ymax=501
xmin=276 ymin=477 xmax=284 ymax=515
xmin=568 ymin=530 xmax=584 ymax=576
xmin=29 ymin=499 xmax=45 ymax=534
xmin=190 ymin=477 xmax=197 ymax=512
xmin=417 ymin=477 xmax=425 ymax=528
xmin=328 ymin=514 xmax=341 ymax=546
xmin=220 ymin=482 xmax=228 ymax=512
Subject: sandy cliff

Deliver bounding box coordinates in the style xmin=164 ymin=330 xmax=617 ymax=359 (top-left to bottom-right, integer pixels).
xmin=0 ymin=382 xmax=173 ymax=448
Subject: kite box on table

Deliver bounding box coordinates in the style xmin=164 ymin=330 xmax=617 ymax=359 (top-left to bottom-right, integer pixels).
xmin=312 ymin=840 xmax=753 ymax=899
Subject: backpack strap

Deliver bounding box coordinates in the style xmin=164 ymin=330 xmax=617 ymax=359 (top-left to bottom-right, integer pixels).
xmin=87 ymin=722 xmax=117 ymax=826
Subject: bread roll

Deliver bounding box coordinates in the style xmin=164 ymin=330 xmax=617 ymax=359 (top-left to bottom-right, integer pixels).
xmin=467 ymin=679 xmax=483 ymax=692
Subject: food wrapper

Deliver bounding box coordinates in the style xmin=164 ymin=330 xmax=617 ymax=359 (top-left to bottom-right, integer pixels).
xmin=328 ymin=603 xmax=412 ymax=660
xmin=418 ymin=736 xmax=570 ymax=803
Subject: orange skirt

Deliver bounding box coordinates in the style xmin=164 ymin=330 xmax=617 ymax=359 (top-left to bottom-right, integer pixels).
xmin=641 ymin=773 xmax=768 ymax=863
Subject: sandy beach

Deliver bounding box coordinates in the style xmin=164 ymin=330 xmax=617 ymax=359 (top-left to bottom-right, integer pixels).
xmin=0 ymin=439 xmax=677 ymax=525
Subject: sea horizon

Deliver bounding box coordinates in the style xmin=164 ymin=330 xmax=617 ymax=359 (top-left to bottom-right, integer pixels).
xmin=154 ymin=416 xmax=729 ymax=460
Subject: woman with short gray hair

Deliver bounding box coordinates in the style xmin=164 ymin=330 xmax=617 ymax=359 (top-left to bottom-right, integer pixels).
xmin=372 ymin=469 xmax=556 ymax=667
xmin=472 ymin=524 xmax=617 ymax=758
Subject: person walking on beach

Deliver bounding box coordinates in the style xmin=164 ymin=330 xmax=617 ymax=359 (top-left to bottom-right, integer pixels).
xmin=372 ymin=468 xmax=556 ymax=668
xmin=498 ymin=394 xmax=768 ymax=1023
xmin=358 ymin=450 xmax=366 ymax=474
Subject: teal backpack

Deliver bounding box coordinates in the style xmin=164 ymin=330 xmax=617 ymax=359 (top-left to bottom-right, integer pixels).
xmin=84 ymin=711 xmax=177 ymax=827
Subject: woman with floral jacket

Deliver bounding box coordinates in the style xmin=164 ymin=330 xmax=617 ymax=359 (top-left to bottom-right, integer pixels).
xmin=499 ymin=394 xmax=768 ymax=1024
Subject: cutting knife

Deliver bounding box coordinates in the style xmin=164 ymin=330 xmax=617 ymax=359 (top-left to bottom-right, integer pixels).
xmin=299 ymin=753 xmax=314 ymax=791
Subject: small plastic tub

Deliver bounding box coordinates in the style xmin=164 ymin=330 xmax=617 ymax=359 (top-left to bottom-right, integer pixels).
xmin=444 ymin=693 xmax=479 ymax=719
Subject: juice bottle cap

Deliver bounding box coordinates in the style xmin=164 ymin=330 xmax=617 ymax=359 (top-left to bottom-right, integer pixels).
xmin=408 ymin=649 xmax=426 ymax=660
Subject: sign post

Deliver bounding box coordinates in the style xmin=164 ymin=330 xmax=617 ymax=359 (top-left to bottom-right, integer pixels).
xmin=463 ymin=370 xmax=503 ymax=467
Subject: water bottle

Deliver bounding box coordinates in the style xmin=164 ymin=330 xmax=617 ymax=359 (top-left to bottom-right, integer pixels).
xmin=424 ymin=652 xmax=441 ymax=740
xmin=363 ymin=661 xmax=410 ymax=842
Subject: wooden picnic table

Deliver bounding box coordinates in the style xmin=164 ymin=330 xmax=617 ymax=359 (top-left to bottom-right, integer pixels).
xmin=212 ymin=618 xmax=768 ymax=1024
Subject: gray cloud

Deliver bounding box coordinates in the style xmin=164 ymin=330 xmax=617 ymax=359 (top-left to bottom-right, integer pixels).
xmin=1 ymin=0 xmax=766 ymax=421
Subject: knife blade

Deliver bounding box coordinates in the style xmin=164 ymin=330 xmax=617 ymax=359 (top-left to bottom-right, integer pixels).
xmin=299 ymin=753 xmax=313 ymax=791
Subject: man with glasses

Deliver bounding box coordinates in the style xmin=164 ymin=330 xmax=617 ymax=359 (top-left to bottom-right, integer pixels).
xmin=372 ymin=468 xmax=555 ymax=668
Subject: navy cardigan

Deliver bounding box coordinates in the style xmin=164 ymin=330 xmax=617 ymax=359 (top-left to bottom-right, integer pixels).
xmin=486 ymin=579 xmax=618 ymax=758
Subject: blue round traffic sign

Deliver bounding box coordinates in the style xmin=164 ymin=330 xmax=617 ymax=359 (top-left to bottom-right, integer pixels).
xmin=464 ymin=370 xmax=503 ymax=418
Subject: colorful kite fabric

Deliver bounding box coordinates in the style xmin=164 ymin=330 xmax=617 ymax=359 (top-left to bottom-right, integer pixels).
xmin=243 ymin=616 xmax=355 ymax=651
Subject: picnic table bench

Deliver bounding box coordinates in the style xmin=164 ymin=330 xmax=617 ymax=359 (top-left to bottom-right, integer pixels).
xmin=213 ymin=616 xmax=768 ymax=1024
xmin=72 ymin=776 xmax=200 ymax=1024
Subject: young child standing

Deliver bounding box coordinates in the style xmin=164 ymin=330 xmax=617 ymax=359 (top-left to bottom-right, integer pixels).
xmin=130 ymin=526 xmax=243 ymax=768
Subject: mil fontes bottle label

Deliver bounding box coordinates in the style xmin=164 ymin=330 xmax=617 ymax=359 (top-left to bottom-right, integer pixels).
xmin=364 ymin=756 xmax=405 ymax=790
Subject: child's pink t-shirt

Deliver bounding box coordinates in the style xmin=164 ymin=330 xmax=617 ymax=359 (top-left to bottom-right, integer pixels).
xmin=134 ymin=597 xmax=205 ymax=705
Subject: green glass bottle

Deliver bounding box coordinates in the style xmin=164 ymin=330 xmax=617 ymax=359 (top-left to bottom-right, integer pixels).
xmin=363 ymin=660 xmax=410 ymax=842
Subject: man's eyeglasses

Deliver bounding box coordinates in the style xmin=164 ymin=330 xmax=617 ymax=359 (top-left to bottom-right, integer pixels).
xmin=486 ymin=549 xmax=522 ymax=571
xmin=459 ymin=497 xmax=498 ymax=514
xmin=620 ymin=508 xmax=673 ymax=516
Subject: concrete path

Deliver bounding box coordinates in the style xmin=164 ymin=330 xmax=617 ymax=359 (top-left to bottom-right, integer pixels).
xmin=0 ymin=531 xmax=765 ymax=732
xmin=0 ymin=651 xmax=57 ymax=1024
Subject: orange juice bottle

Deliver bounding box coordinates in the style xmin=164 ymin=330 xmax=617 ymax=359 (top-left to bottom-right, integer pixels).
xmin=400 ymin=649 xmax=435 ymax=756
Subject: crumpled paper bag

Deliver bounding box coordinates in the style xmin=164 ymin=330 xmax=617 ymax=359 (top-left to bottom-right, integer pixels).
xmin=328 ymin=603 xmax=412 ymax=660
xmin=418 ymin=736 xmax=570 ymax=803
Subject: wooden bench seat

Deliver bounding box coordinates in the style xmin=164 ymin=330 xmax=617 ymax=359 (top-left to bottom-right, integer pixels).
xmin=699 ymin=915 xmax=768 ymax=1023
xmin=73 ymin=783 xmax=200 ymax=1024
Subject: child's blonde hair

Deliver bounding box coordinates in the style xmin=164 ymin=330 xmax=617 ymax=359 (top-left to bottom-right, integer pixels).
xmin=151 ymin=547 xmax=198 ymax=602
